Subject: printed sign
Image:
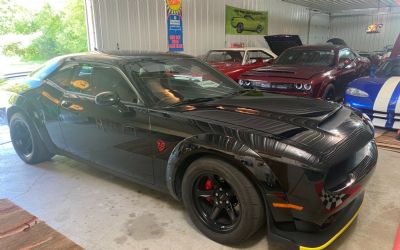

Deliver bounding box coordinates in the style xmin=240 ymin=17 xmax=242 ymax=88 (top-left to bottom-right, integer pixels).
xmin=226 ymin=5 xmax=268 ymax=35
xmin=366 ymin=23 xmax=383 ymax=34
xmin=166 ymin=0 xmax=183 ymax=51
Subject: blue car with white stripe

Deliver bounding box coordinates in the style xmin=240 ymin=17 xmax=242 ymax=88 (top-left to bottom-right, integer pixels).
xmin=345 ymin=56 xmax=400 ymax=129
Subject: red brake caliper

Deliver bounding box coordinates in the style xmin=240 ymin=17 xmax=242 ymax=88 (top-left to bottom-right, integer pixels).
xmin=204 ymin=177 xmax=214 ymax=204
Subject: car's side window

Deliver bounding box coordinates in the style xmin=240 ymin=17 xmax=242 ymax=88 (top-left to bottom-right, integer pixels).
xmin=248 ymin=51 xmax=272 ymax=60
xmin=339 ymin=49 xmax=356 ymax=63
xmin=348 ymin=50 xmax=357 ymax=60
xmin=68 ymin=64 xmax=138 ymax=103
xmin=47 ymin=63 xmax=76 ymax=88
xmin=245 ymin=50 xmax=272 ymax=64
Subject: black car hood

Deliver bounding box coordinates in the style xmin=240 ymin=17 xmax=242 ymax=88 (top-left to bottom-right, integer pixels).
xmin=171 ymin=91 xmax=373 ymax=168
xmin=172 ymin=92 xmax=342 ymax=151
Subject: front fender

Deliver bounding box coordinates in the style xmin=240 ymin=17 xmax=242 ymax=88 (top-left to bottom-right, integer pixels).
xmin=316 ymin=76 xmax=337 ymax=97
xmin=166 ymin=133 xmax=273 ymax=200
xmin=6 ymin=91 xmax=57 ymax=154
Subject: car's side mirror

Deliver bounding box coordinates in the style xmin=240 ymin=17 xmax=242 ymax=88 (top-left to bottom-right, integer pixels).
xmin=263 ymin=58 xmax=274 ymax=64
xmin=339 ymin=58 xmax=352 ymax=69
xmin=95 ymin=91 xmax=120 ymax=106
xmin=343 ymin=58 xmax=352 ymax=66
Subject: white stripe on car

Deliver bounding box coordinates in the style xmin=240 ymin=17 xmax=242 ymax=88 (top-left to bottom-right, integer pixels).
xmin=373 ymin=77 xmax=400 ymax=112
xmin=372 ymin=76 xmax=400 ymax=128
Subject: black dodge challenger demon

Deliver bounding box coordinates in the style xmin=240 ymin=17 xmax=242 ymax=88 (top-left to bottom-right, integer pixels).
xmin=6 ymin=52 xmax=377 ymax=249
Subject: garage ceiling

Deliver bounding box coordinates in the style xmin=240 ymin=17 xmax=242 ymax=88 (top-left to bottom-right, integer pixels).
xmin=282 ymin=0 xmax=400 ymax=13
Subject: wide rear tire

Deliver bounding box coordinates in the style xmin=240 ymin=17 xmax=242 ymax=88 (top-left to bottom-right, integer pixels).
xmin=322 ymin=84 xmax=336 ymax=101
xmin=9 ymin=112 xmax=54 ymax=164
xmin=182 ymin=157 xmax=265 ymax=245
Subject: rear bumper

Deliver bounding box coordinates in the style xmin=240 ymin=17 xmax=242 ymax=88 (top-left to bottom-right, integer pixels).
xmin=267 ymin=192 xmax=364 ymax=249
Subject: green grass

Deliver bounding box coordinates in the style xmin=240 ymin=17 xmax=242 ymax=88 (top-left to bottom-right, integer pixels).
xmin=0 ymin=78 xmax=6 ymax=87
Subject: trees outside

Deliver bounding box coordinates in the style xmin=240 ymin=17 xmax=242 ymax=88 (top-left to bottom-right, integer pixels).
xmin=0 ymin=0 xmax=88 ymax=62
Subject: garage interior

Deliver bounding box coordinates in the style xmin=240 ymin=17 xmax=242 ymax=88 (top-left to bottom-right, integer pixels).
xmin=1 ymin=0 xmax=400 ymax=249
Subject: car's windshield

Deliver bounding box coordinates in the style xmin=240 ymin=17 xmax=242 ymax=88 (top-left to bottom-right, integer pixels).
xmin=125 ymin=58 xmax=243 ymax=107
xmin=29 ymin=57 xmax=62 ymax=80
xmin=205 ymin=51 xmax=244 ymax=63
xmin=376 ymin=58 xmax=400 ymax=77
xmin=274 ymin=49 xmax=335 ymax=66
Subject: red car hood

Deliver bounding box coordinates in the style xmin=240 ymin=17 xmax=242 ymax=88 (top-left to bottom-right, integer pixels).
xmin=242 ymin=65 xmax=329 ymax=80
xmin=210 ymin=62 xmax=242 ymax=73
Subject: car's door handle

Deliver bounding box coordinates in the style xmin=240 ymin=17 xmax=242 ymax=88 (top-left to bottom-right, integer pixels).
xmin=60 ymin=100 xmax=72 ymax=108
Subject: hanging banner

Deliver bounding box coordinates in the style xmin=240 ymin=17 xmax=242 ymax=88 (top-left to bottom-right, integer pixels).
xmin=225 ymin=5 xmax=268 ymax=35
xmin=166 ymin=0 xmax=183 ymax=51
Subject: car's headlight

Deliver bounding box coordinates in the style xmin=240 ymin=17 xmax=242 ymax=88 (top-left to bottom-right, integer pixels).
xmin=346 ymin=87 xmax=369 ymax=97
xmin=294 ymin=83 xmax=312 ymax=91
xmin=303 ymin=83 xmax=312 ymax=91
xmin=238 ymin=79 xmax=251 ymax=87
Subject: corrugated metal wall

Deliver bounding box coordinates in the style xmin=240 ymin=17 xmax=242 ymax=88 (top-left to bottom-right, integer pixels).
xmin=330 ymin=10 xmax=400 ymax=52
xmin=86 ymin=0 xmax=330 ymax=56
xmin=308 ymin=13 xmax=330 ymax=45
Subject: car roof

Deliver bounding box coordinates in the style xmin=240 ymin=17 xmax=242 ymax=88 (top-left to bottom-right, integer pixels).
xmin=61 ymin=51 xmax=195 ymax=64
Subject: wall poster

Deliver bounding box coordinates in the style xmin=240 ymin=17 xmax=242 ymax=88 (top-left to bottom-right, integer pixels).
xmin=225 ymin=5 xmax=268 ymax=35
xmin=166 ymin=0 xmax=183 ymax=51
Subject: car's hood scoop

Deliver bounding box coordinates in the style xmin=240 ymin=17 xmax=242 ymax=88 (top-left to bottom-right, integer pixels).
xmin=242 ymin=65 xmax=328 ymax=80
xmin=177 ymin=92 xmax=342 ymax=140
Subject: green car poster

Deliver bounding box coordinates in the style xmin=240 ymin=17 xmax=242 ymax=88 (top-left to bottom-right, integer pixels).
xmin=225 ymin=5 xmax=268 ymax=35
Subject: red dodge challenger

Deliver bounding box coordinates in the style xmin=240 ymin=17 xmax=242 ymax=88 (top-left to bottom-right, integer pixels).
xmin=238 ymin=44 xmax=370 ymax=101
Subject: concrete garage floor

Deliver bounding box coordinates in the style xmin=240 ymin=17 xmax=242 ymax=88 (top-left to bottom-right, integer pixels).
xmin=0 ymin=124 xmax=399 ymax=250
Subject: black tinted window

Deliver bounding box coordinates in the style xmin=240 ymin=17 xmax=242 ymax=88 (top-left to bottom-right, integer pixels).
xmin=376 ymin=58 xmax=400 ymax=77
xmin=69 ymin=64 xmax=137 ymax=103
xmin=48 ymin=64 xmax=75 ymax=88
xmin=126 ymin=58 xmax=242 ymax=107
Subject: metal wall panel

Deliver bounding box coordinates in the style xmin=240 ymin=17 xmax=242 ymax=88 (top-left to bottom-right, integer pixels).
xmin=308 ymin=13 xmax=330 ymax=44
xmin=87 ymin=0 xmax=330 ymax=56
xmin=330 ymin=12 xmax=400 ymax=52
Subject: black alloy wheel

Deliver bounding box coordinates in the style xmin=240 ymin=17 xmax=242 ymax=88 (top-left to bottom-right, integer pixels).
xmin=182 ymin=157 xmax=265 ymax=245
xmin=11 ymin=119 xmax=33 ymax=158
xmin=10 ymin=113 xmax=54 ymax=164
xmin=192 ymin=173 xmax=241 ymax=232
